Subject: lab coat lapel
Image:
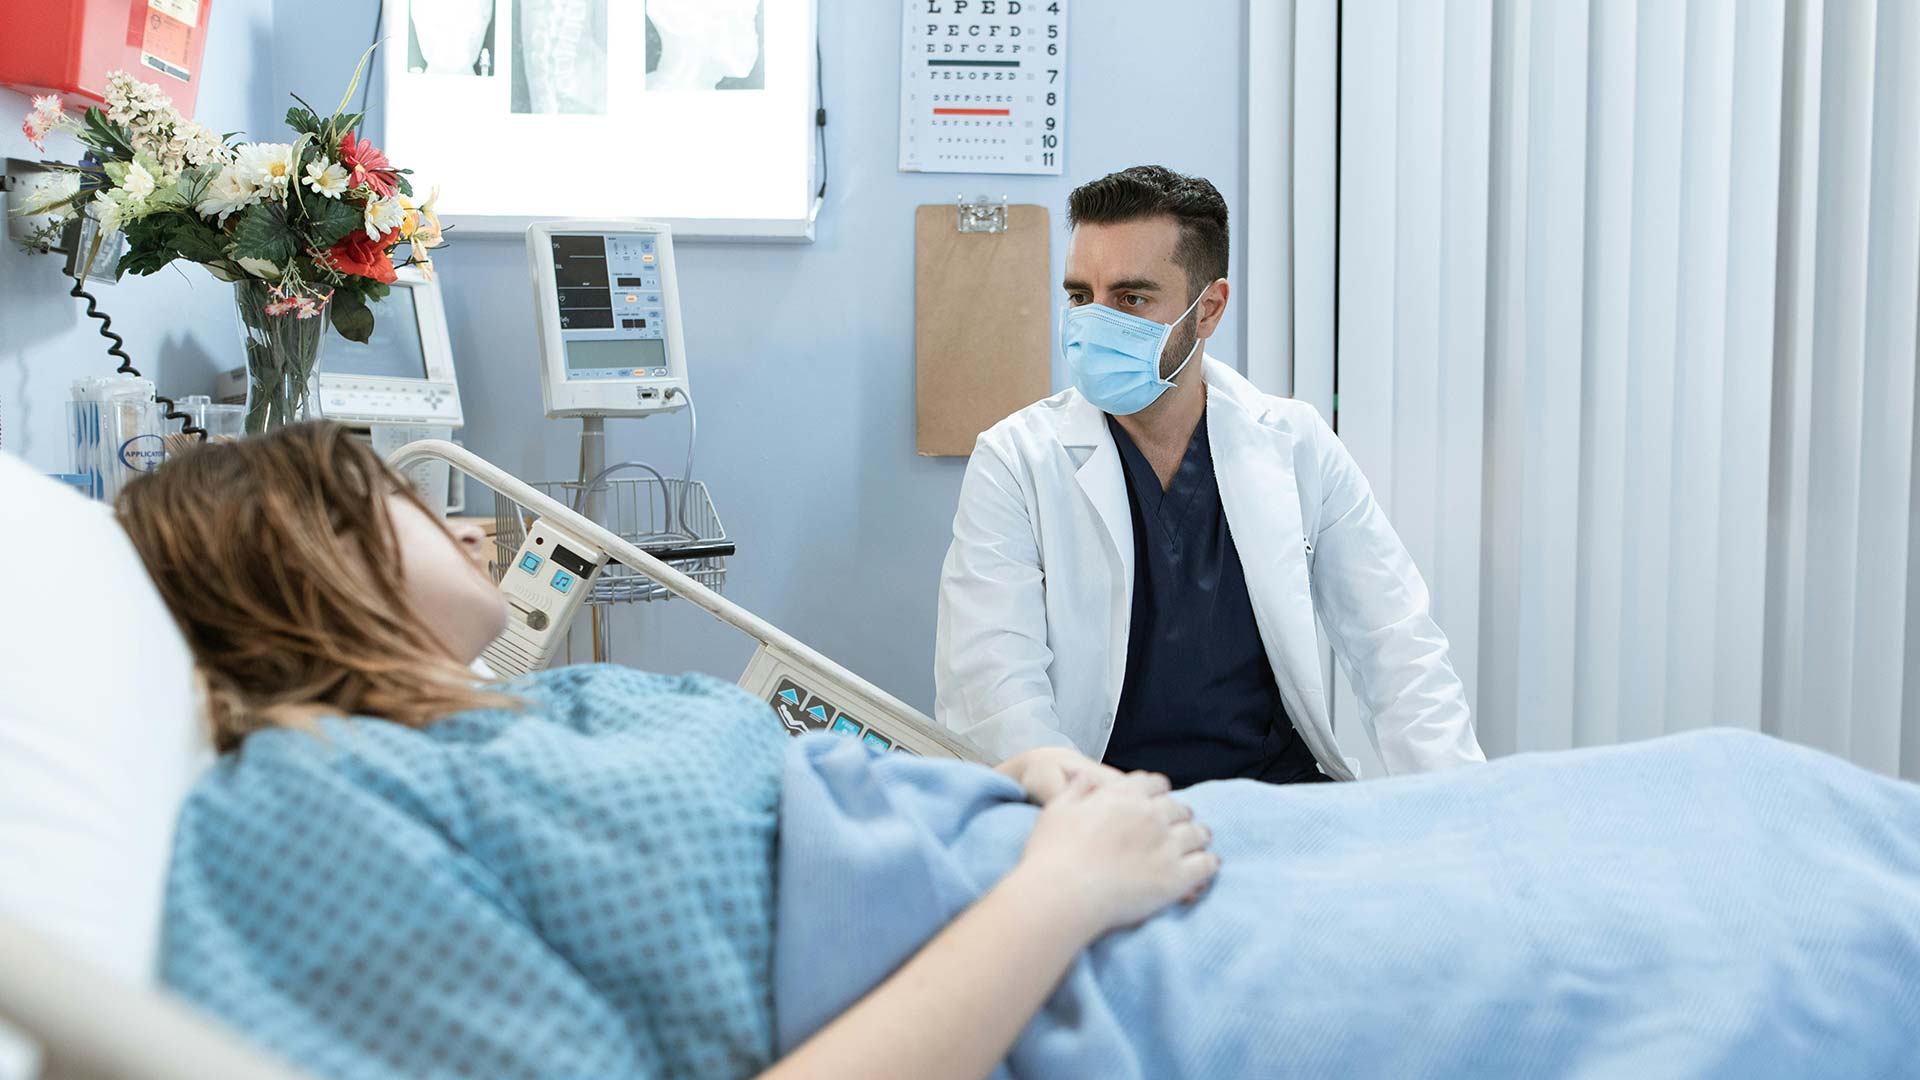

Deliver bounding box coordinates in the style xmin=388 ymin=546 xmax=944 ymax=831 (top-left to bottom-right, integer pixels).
xmin=1207 ymin=375 xmax=1328 ymax=722
xmin=1062 ymin=394 xmax=1134 ymax=582
xmin=1061 ymin=392 xmax=1134 ymax=715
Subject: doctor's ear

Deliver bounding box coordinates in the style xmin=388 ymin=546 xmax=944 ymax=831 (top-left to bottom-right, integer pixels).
xmin=1196 ymin=279 xmax=1231 ymax=336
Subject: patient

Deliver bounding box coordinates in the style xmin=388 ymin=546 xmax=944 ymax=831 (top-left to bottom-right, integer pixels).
xmin=120 ymin=423 xmax=1920 ymax=1080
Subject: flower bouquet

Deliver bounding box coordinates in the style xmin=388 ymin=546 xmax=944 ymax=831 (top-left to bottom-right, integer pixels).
xmin=16 ymin=59 xmax=443 ymax=432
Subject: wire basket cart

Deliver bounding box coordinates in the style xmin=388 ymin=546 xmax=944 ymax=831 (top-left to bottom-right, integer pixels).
xmin=493 ymin=470 xmax=730 ymax=599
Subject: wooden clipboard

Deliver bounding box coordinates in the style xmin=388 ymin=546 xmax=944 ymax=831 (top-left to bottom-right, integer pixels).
xmin=915 ymin=204 xmax=1052 ymax=456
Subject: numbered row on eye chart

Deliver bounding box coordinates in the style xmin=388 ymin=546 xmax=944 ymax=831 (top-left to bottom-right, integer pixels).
xmin=900 ymin=0 xmax=1067 ymax=175
xmin=911 ymin=2 xmax=1062 ymax=36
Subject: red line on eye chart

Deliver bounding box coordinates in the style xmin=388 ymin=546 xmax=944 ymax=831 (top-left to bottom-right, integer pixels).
xmin=932 ymin=108 xmax=1012 ymax=116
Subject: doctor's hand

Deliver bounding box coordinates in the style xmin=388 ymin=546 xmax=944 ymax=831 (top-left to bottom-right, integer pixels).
xmin=995 ymin=746 xmax=1125 ymax=806
xmin=1013 ymin=770 xmax=1219 ymax=938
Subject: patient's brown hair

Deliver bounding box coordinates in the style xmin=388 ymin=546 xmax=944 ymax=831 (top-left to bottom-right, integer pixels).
xmin=117 ymin=422 xmax=514 ymax=752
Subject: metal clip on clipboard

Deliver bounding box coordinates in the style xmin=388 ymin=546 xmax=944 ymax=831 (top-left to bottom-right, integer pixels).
xmin=956 ymin=194 xmax=1009 ymax=234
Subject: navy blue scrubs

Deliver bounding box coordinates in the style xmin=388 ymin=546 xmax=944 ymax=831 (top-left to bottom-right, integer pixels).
xmin=1101 ymin=415 xmax=1326 ymax=789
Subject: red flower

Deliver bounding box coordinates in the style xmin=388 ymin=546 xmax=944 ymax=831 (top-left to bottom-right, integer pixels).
xmin=324 ymin=226 xmax=399 ymax=284
xmin=339 ymin=131 xmax=398 ymax=198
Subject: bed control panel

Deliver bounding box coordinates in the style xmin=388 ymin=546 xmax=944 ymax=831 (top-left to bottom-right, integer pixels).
xmin=482 ymin=517 xmax=610 ymax=677
xmin=738 ymin=647 xmax=989 ymax=763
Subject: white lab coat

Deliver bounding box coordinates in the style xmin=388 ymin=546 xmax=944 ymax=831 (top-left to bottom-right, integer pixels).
xmin=934 ymin=358 xmax=1484 ymax=778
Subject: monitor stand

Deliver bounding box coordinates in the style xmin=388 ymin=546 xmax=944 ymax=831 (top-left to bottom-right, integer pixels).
xmin=577 ymin=415 xmax=608 ymax=525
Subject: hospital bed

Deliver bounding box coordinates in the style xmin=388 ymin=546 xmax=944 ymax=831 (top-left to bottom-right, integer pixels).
xmin=0 ymin=916 xmax=313 ymax=1080
xmin=392 ymin=440 xmax=986 ymax=763
xmin=0 ymin=441 xmax=981 ymax=1078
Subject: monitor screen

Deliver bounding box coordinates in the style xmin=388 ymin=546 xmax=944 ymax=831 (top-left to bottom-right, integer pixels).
xmin=565 ymin=337 xmax=668 ymax=372
xmin=324 ymin=285 xmax=429 ymax=381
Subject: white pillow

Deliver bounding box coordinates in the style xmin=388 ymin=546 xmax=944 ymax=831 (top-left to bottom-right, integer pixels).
xmin=0 ymin=452 xmax=208 ymax=984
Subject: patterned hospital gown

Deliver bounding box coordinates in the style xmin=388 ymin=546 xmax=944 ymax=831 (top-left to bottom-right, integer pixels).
xmin=161 ymin=665 xmax=788 ymax=1079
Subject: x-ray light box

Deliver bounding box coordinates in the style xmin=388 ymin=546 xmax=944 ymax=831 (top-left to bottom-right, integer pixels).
xmin=382 ymin=0 xmax=818 ymax=241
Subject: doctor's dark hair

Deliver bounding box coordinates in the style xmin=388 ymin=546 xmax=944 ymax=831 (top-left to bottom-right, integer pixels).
xmin=116 ymin=422 xmax=517 ymax=753
xmin=1067 ymin=165 xmax=1230 ymax=298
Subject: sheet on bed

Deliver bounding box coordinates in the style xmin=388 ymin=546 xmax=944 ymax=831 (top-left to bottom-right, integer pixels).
xmin=773 ymin=728 xmax=1920 ymax=1078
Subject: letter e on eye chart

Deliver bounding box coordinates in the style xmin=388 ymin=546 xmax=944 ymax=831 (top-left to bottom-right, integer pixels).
xmin=899 ymin=0 xmax=1068 ymax=175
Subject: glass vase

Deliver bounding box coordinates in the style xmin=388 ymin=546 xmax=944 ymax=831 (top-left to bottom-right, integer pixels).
xmin=232 ymin=279 xmax=331 ymax=433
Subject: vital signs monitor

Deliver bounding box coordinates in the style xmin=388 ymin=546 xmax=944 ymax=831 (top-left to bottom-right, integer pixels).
xmin=527 ymin=221 xmax=690 ymax=418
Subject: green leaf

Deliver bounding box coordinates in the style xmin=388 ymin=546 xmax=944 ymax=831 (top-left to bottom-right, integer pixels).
xmin=201 ymin=258 xmax=244 ymax=282
xmin=231 ymin=202 xmax=298 ymax=266
xmin=114 ymin=249 xmax=172 ymax=278
xmin=286 ymin=94 xmax=330 ymax=142
xmin=335 ymin=42 xmax=381 ymax=117
xmin=329 ymin=289 xmax=375 ymax=344
xmin=286 ymin=133 xmax=314 ymax=216
xmin=305 ymin=196 xmax=363 ymax=247
xmin=167 ymin=217 xmax=229 ymax=264
xmin=284 ymin=103 xmax=323 ymax=137
xmin=144 ymin=164 xmax=211 ymax=214
xmin=172 ymin=162 xmax=221 ymax=205
xmin=115 ymin=218 xmax=176 ymax=277
xmin=80 ymin=109 xmax=136 ymax=159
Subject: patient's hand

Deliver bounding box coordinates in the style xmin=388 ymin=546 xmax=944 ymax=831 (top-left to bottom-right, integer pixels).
xmin=996 ymin=746 xmax=1125 ymax=806
xmin=1017 ymin=770 xmax=1218 ymax=935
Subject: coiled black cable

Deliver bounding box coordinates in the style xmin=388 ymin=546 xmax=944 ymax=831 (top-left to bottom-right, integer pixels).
xmin=69 ymin=270 xmax=206 ymax=441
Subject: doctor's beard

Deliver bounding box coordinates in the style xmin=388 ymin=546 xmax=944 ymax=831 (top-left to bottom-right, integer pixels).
xmin=1158 ymin=308 xmax=1201 ymax=381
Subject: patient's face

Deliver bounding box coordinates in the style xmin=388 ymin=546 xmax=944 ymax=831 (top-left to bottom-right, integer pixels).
xmin=386 ymin=494 xmax=508 ymax=663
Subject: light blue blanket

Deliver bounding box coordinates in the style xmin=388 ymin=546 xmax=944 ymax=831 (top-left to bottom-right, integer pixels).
xmin=774 ymin=728 xmax=1920 ymax=1078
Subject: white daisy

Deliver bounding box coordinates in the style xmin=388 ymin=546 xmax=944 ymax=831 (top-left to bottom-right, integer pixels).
xmin=303 ymin=159 xmax=350 ymax=199
xmin=363 ymin=196 xmax=405 ymax=239
xmin=196 ymin=165 xmax=259 ymax=224
xmin=91 ymin=191 xmax=124 ymax=234
xmin=232 ymin=142 xmax=296 ymax=199
xmin=120 ymin=159 xmax=156 ymax=204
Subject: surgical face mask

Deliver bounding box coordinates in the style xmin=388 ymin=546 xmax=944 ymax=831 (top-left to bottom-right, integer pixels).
xmin=1060 ymin=289 xmax=1208 ymax=416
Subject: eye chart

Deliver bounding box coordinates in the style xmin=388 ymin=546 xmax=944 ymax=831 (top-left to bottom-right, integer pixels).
xmin=898 ymin=0 xmax=1068 ymax=175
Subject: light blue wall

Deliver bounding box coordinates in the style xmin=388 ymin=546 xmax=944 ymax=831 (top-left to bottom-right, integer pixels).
xmin=0 ymin=0 xmax=277 ymax=471
xmin=11 ymin=0 xmax=1251 ymax=714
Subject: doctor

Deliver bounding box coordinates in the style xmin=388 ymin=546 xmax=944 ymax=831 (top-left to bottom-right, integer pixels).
xmin=936 ymin=166 xmax=1484 ymax=785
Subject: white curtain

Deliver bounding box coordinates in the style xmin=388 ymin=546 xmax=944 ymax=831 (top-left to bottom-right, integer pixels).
xmin=1295 ymin=0 xmax=1920 ymax=778
xmin=1246 ymin=0 xmax=1338 ymax=416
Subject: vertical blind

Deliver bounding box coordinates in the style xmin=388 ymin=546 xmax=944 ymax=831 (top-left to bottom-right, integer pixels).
xmin=1257 ymin=0 xmax=1920 ymax=777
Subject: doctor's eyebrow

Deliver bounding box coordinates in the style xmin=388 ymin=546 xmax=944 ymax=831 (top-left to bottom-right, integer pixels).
xmin=1061 ymin=276 xmax=1162 ymax=293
